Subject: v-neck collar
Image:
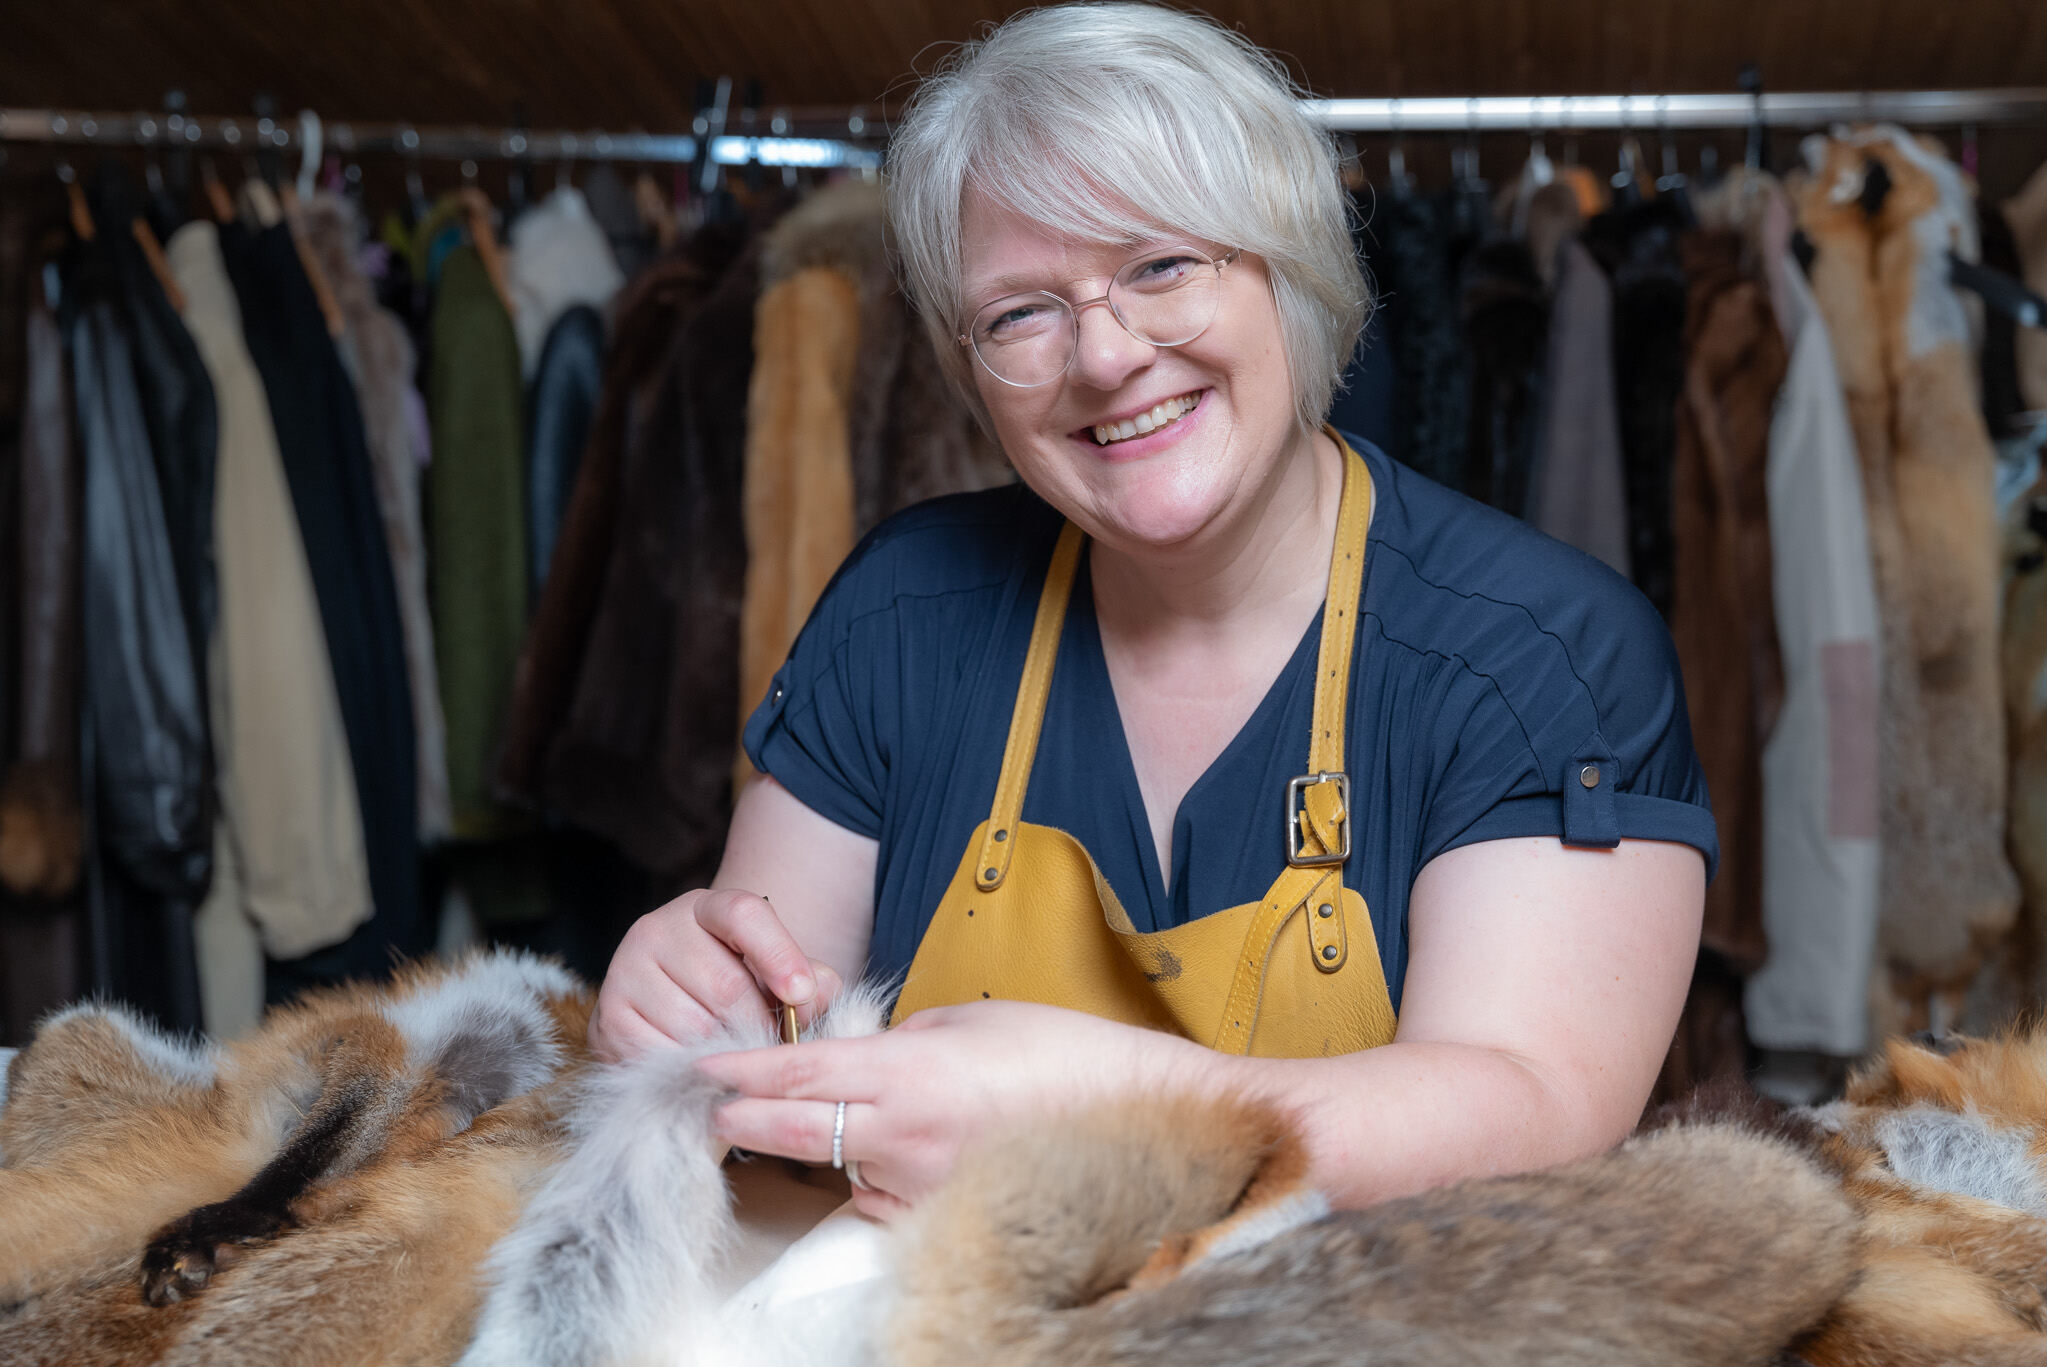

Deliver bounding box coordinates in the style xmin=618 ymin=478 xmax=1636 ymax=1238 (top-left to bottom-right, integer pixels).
xmin=1068 ymin=545 xmax=1327 ymax=912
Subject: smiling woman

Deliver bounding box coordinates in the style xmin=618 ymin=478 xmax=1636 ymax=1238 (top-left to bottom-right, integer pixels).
xmin=588 ymin=0 xmax=1714 ymax=1232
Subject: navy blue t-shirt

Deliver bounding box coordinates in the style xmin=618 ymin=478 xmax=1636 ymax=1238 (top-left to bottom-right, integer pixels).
xmin=742 ymin=437 xmax=1716 ymax=1014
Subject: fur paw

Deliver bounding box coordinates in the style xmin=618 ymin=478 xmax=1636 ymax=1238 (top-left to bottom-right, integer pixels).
xmin=139 ymin=1203 xmax=283 ymax=1306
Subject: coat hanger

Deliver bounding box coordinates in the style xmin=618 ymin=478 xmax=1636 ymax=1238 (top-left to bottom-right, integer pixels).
xmin=1383 ymin=100 xmax=1415 ymax=200
xmin=1739 ymin=64 xmax=1767 ymax=174
xmin=457 ymin=181 xmax=516 ymax=316
xmin=555 ymin=133 xmax=578 ymax=193
xmin=57 ymin=159 xmax=94 ymax=242
xmin=394 ymin=128 xmax=428 ymax=226
xmin=199 ymin=157 xmax=234 ymax=223
xmin=1655 ymin=98 xmax=1688 ymax=196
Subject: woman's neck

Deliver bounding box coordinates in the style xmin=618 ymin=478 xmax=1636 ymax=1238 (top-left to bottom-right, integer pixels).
xmin=1089 ymin=426 xmax=1344 ymax=640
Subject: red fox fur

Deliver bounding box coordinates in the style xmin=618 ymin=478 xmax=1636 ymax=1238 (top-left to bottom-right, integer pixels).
xmin=19 ymin=956 xmax=2047 ymax=1365
xmin=0 ymin=951 xmax=591 ymax=1366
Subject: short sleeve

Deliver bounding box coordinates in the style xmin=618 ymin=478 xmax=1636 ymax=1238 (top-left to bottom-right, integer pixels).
xmin=1410 ymin=552 xmax=1718 ymax=877
xmin=739 ymin=488 xmax=1036 ymax=842
xmin=741 ymin=539 xmax=898 ymax=840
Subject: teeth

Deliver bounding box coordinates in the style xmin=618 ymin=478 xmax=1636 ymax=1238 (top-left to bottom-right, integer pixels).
xmin=1092 ymin=393 xmax=1199 ymax=446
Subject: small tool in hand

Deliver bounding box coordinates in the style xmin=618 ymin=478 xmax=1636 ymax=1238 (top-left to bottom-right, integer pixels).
xmin=779 ymin=1001 xmax=801 ymax=1045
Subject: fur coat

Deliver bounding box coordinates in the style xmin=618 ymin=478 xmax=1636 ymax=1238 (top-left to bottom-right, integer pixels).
xmin=299 ymin=192 xmax=452 ymax=843
xmin=493 ymin=223 xmax=756 ymax=884
xmin=1794 ymin=129 xmax=2018 ymax=1033
xmin=735 ymin=180 xmax=1007 ymax=794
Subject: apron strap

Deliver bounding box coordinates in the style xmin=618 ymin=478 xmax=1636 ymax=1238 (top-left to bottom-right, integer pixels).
xmin=1291 ymin=434 xmax=1375 ymax=871
xmin=976 ymin=522 xmax=1086 ymax=892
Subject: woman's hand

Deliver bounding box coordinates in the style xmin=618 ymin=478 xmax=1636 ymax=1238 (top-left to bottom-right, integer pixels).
xmin=585 ymin=888 xmax=846 ymax=1063
xmin=696 ymin=1000 xmax=1214 ymax=1220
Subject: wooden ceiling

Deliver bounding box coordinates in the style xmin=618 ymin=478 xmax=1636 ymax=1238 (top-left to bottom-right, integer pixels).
xmin=12 ymin=0 xmax=2047 ymax=133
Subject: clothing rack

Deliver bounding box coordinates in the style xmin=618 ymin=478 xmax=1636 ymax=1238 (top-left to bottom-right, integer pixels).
xmin=4 ymin=87 xmax=2044 ymax=168
xmin=1303 ymin=88 xmax=2047 ymax=132
xmin=0 ymin=108 xmax=884 ymax=170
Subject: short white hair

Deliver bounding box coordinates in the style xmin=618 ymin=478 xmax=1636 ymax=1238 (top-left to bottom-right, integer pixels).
xmin=886 ymin=2 xmax=1370 ymax=434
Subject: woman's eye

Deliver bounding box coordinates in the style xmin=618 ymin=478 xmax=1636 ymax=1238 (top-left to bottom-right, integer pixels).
xmin=1129 ymin=255 xmax=1198 ymax=287
xmin=982 ymin=303 xmax=1054 ymax=341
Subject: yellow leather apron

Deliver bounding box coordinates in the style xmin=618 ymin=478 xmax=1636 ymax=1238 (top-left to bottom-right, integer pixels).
xmin=889 ymin=434 xmax=1397 ymax=1057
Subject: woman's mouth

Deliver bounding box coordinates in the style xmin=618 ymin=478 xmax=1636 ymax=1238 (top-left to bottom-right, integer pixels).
xmin=1088 ymin=391 xmax=1202 ymax=446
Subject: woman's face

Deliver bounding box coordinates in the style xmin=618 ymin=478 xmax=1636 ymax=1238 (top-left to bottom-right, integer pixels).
xmin=958 ymin=191 xmax=1308 ymax=554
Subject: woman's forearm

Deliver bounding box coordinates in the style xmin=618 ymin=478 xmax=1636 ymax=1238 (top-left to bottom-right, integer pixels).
xmin=1158 ymin=1036 xmax=1632 ymax=1210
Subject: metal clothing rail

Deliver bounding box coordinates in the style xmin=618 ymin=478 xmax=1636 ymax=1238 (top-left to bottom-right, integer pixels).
xmin=0 ymin=108 xmax=885 ymax=170
xmin=2 ymin=87 xmax=2044 ymax=166
xmin=1302 ymin=88 xmax=2047 ymax=132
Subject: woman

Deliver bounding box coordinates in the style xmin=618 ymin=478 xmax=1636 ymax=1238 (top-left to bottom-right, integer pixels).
xmin=589 ymin=2 xmax=1714 ymax=1220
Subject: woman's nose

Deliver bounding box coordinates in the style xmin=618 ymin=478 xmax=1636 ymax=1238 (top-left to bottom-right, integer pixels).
xmin=1066 ymin=298 xmax=1155 ymax=390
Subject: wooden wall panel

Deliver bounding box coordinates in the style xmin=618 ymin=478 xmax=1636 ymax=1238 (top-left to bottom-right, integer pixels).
xmin=3 ymin=1 xmax=2043 ymax=195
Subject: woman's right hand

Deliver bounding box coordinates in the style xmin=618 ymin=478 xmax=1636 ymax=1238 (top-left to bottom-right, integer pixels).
xmin=585 ymin=887 xmax=845 ymax=1063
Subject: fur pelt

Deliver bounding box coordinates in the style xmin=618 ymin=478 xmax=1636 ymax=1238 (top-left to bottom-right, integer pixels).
xmin=36 ymin=954 xmax=2047 ymax=1363
xmin=458 ymin=980 xmax=893 ymax=1367
xmin=1794 ymin=130 xmax=2018 ymax=1032
xmin=0 ymin=950 xmax=590 ymax=1365
xmin=1785 ymin=1027 xmax=2047 ymax=1365
xmin=886 ymin=1096 xmax=1854 ymax=1367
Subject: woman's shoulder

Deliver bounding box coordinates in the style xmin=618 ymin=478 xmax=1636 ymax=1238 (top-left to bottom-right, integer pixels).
xmin=810 ymin=478 xmax=1057 ymax=628
xmin=1350 ymin=437 xmax=1672 ymax=710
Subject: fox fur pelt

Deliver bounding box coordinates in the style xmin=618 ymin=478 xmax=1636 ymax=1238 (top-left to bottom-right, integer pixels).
xmin=0 ymin=951 xmax=592 ymax=1365
xmin=26 ymin=954 xmax=2047 ymax=1365
xmin=1793 ymin=129 xmax=2019 ymax=1033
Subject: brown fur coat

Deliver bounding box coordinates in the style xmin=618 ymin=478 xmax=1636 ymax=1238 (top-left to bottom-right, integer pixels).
xmin=1794 ymin=130 xmax=2018 ymax=1032
xmin=735 ymin=180 xmax=1007 ymax=794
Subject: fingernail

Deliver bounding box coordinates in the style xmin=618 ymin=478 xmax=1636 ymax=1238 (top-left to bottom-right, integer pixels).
xmin=787 ymin=972 xmax=816 ymax=1004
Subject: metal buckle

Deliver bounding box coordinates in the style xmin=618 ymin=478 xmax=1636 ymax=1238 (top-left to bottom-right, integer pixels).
xmin=1286 ymin=772 xmax=1351 ymax=867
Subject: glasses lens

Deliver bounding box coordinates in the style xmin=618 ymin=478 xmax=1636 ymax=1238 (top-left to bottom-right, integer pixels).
xmin=1111 ymin=248 xmax=1221 ymax=347
xmin=970 ymin=293 xmax=1074 ymax=386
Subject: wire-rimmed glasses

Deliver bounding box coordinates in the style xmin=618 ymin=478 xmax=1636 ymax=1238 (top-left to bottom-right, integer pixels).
xmin=958 ymin=245 xmax=1241 ymax=388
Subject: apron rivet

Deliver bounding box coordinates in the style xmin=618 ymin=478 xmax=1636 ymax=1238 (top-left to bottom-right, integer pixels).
xmin=984 ymin=867 xmax=999 ymax=881
xmin=1321 ymin=945 xmax=1338 ymax=961
xmin=994 ymin=828 xmax=1008 ymax=841
xmin=1579 ymin=764 xmax=1601 ymax=789
xmin=1317 ymin=902 xmax=1334 ymax=918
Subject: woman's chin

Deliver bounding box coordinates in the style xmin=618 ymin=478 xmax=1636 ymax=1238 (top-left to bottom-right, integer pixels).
xmin=1087 ymin=486 xmax=1234 ymax=552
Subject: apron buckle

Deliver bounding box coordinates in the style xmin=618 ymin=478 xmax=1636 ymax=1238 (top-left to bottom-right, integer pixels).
xmin=1286 ymin=772 xmax=1351 ymax=867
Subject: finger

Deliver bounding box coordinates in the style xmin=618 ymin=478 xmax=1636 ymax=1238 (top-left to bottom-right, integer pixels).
xmin=850 ymin=1185 xmax=911 ymax=1223
xmin=585 ymin=998 xmax=681 ymax=1064
xmin=713 ymin=1097 xmax=877 ymax=1167
xmin=606 ymin=901 xmax=762 ymax=1039
xmin=794 ymin=961 xmax=844 ymax=1028
xmin=695 ymin=1035 xmax=883 ymax=1102
xmin=694 ymin=889 xmax=818 ymax=1008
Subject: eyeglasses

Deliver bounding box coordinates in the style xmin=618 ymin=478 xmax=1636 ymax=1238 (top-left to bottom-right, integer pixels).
xmin=957 ymin=245 xmax=1242 ymax=388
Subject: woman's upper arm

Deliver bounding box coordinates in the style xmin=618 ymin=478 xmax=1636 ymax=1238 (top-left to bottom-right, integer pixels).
xmin=1395 ymin=835 xmax=1704 ymax=1142
xmin=713 ymin=773 xmax=879 ymax=986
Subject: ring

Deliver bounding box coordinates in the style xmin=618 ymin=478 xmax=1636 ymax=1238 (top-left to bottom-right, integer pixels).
xmin=831 ymin=1100 xmax=847 ymax=1170
xmin=846 ymin=1156 xmax=872 ymax=1191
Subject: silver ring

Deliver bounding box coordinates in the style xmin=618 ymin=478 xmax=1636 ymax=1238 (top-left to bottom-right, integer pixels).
xmin=831 ymin=1100 xmax=846 ymax=1170
xmin=846 ymin=1156 xmax=872 ymax=1191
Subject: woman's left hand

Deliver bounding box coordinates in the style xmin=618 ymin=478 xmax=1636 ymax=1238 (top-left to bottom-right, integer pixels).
xmin=697 ymin=1000 xmax=1205 ymax=1220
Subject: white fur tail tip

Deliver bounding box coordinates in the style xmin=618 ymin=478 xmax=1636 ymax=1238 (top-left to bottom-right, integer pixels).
xmin=459 ymin=983 xmax=892 ymax=1367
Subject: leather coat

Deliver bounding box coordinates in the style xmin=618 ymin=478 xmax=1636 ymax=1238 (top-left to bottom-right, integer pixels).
xmin=525 ymin=303 xmax=604 ymax=599
xmin=0 ymin=293 xmax=83 ymax=900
